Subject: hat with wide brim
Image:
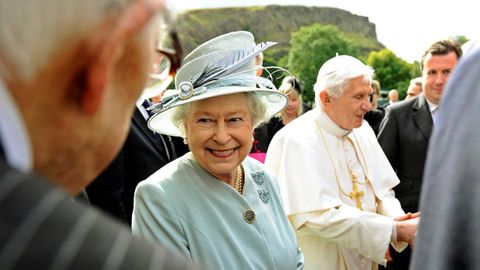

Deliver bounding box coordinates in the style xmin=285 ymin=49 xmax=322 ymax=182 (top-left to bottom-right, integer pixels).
xmin=147 ymin=31 xmax=288 ymax=137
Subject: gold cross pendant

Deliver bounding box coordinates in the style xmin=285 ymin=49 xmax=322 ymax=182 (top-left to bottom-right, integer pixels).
xmin=349 ymin=181 xmax=364 ymax=210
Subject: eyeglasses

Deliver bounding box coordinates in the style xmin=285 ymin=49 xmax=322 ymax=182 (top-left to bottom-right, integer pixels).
xmin=143 ymin=11 xmax=182 ymax=100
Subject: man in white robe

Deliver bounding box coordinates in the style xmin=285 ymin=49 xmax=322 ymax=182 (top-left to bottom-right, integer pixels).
xmin=265 ymin=55 xmax=418 ymax=270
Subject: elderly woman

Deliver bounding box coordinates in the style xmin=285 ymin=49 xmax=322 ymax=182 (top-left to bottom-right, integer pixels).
xmin=132 ymin=31 xmax=304 ymax=270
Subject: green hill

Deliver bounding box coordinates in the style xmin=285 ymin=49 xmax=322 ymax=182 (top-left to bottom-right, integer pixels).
xmin=174 ymin=5 xmax=384 ymax=63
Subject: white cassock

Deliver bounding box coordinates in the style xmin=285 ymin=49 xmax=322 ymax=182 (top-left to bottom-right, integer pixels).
xmin=265 ymin=108 xmax=407 ymax=270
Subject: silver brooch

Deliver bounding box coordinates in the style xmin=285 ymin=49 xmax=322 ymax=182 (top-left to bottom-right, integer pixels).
xmin=251 ymin=171 xmax=265 ymax=185
xmin=257 ymin=189 xmax=270 ymax=204
xmin=178 ymin=81 xmax=194 ymax=100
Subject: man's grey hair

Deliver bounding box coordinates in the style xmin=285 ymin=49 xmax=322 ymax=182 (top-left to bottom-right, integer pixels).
xmin=0 ymin=0 xmax=138 ymax=81
xmin=410 ymin=77 xmax=423 ymax=86
xmin=313 ymin=55 xmax=374 ymax=108
xmin=171 ymin=92 xmax=269 ymax=138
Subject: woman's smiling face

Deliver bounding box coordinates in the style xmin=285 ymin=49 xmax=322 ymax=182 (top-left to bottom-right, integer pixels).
xmin=184 ymin=93 xmax=254 ymax=181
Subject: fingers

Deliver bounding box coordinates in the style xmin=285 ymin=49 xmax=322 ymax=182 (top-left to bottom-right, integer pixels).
xmin=385 ymin=247 xmax=392 ymax=262
xmin=411 ymin=211 xmax=421 ymax=218
xmin=394 ymin=211 xmax=421 ymax=221
xmin=394 ymin=212 xmax=412 ymax=221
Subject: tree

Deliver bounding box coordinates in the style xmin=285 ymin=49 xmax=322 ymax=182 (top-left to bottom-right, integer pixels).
xmin=367 ymin=49 xmax=420 ymax=99
xmin=287 ymin=24 xmax=359 ymax=104
xmin=451 ymin=35 xmax=469 ymax=46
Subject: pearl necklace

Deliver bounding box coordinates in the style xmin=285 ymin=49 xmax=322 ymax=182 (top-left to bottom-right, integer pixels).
xmin=234 ymin=165 xmax=244 ymax=194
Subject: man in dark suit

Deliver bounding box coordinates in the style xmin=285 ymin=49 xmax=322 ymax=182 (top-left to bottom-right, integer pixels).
xmin=0 ymin=0 xmax=196 ymax=269
xmin=411 ymin=46 xmax=480 ymax=270
xmin=87 ymin=101 xmax=188 ymax=224
xmin=377 ymin=39 xmax=462 ymax=269
xmin=87 ymin=29 xmax=189 ymax=223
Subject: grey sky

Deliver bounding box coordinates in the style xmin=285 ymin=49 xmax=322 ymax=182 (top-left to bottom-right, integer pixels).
xmin=169 ymin=0 xmax=476 ymax=63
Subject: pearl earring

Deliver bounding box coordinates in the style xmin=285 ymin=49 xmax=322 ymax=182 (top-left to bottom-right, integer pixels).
xmin=183 ymin=137 xmax=188 ymax=145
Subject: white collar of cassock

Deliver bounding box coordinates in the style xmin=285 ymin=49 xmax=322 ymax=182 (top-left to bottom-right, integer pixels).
xmin=315 ymin=107 xmax=351 ymax=138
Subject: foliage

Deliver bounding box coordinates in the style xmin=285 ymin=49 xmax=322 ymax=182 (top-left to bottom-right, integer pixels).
xmin=286 ymin=24 xmax=359 ymax=104
xmin=451 ymin=35 xmax=469 ymax=46
xmin=175 ymin=5 xmax=383 ymax=72
xmin=367 ymin=49 xmax=421 ymax=99
xmin=174 ymin=6 xmax=429 ymax=101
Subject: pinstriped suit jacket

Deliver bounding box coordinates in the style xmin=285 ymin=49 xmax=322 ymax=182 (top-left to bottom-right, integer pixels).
xmin=0 ymin=160 xmax=197 ymax=270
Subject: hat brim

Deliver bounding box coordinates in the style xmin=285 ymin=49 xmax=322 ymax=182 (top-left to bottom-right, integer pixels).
xmin=140 ymin=76 xmax=173 ymax=100
xmin=148 ymin=86 xmax=287 ymax=137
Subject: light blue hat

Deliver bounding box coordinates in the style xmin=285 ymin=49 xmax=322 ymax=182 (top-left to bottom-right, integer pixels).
xmin=147 ymin=31 xmax=288 ymax=137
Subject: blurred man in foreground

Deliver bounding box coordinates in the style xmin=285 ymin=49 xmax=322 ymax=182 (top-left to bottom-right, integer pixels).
xmin=0 ymin=0 xmax=196 ymax=269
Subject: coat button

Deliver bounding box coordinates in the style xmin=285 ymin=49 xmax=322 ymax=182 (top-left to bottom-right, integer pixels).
xmin=243 ymin=209 xmax=256 ymax=224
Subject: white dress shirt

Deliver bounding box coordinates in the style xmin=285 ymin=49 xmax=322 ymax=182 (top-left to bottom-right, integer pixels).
xmin=0 ymin=79 xmax=32 ymax=172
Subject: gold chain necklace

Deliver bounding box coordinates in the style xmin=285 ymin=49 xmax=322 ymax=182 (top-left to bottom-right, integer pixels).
xmin=344 ymin=135 xmax=370 ymax=185
xmin=352 ymin=133 xmax=371 ymax=179
xmin=234 ymin=165 xmax=244 ymax=194
xmin=319 ymin=129 xmax=369 ymax=210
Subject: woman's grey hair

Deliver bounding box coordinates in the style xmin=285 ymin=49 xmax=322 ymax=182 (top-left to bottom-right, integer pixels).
xmin=313 ymin=56 xmax=374 ymax=108
xmin=171 ymin=92 xmax=269 ymax=138
xmin=0 ymin=0 xmax=149 ymax=81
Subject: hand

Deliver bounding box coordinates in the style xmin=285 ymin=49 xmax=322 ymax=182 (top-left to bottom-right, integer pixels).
xmin=385 ymin=246 xmax=392 ymax=262
xmin=395 ymin=211 xmax=420 ymax=221
xmin=395 ymin=215 xmax=420 ymax=247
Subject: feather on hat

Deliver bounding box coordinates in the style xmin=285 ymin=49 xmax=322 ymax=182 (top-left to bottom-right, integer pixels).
xmin=147 ymin=31 xmax=288 ymax=137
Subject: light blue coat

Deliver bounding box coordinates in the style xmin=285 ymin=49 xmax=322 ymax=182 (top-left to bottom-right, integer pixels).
xmin=132 ymin=153 xmax=303 ymax=270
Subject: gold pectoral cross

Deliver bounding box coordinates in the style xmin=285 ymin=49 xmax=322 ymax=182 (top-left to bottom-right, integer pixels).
xmin=348 ymin=171 xmax=364 ymax=210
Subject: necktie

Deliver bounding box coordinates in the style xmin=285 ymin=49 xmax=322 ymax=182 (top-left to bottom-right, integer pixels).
xmin=142 ymin=100 xmax=154 ymax=117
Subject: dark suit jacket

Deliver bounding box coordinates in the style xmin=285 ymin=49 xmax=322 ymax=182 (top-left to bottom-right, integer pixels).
xmin=0 ymin=159 xmax=196 ymax=270
xmin=87 ymin=108 xmax=186 ymax=224
xmin=364 ymin=108 xmax=385 ymax=135
xmin=377 ymin=94 xmax=433 ymax=214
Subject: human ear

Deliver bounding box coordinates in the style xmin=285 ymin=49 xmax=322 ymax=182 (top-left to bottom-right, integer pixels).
xmin=80 ymin=40 xmax=116 ymax=115
xmin=319 ymin=91 xmax=330 ymax=106
xmin=79 ymin=0 xmax=165 ymax=115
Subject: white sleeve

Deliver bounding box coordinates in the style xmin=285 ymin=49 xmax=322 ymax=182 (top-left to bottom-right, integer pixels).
xmin=377 ymin=189 xmax=408 ymax=252
xmin=304 ymin=205 xmax=394 ymax=265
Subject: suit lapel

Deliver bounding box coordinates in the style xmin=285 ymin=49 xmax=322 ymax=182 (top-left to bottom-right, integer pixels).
xmin=412 ymin=95 xmax=433 ymax=141
xmin=132 ymin=108 xmax=167 ymax=156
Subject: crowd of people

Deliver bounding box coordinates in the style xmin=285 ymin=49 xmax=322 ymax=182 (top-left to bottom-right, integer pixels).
xmin=0 ymin=1 xmax=477 ymax=269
